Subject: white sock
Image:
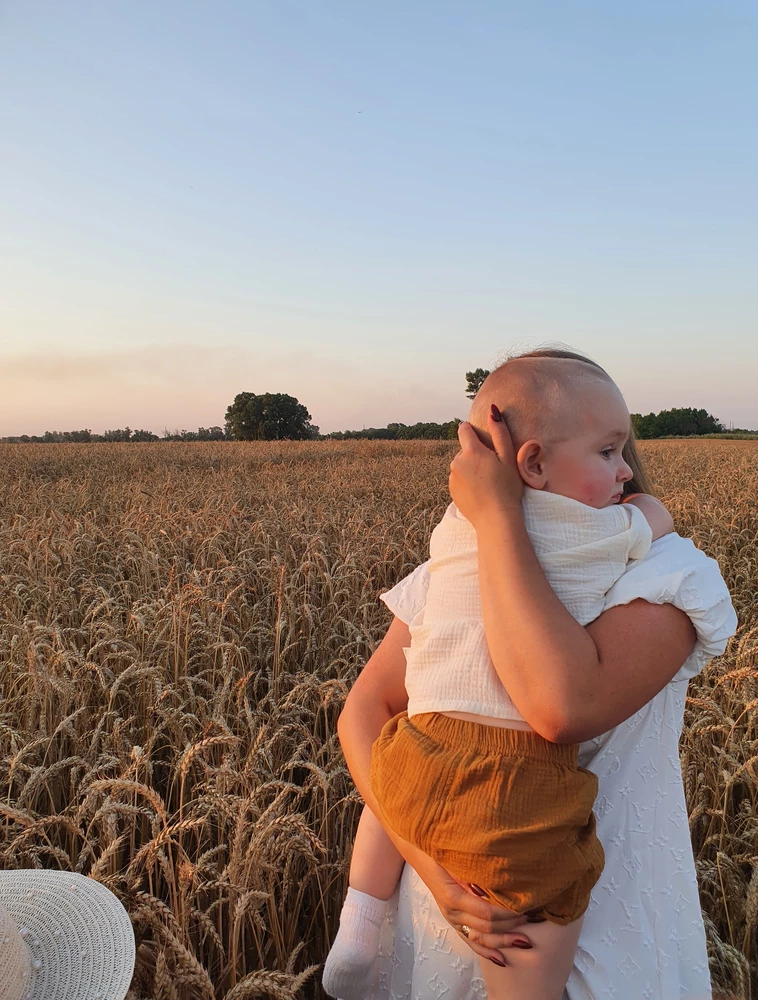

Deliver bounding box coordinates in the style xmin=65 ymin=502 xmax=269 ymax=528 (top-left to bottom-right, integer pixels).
xmin=322 ymin=887 xmax=392 ymax=1000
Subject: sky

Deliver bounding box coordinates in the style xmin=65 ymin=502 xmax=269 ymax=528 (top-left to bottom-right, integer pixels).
xmin=1 ymin=1 xmax=757 ymax=435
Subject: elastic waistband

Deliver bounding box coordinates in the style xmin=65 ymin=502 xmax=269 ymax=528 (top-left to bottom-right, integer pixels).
xmin=408 ymin=712 xmax=579 ymax=765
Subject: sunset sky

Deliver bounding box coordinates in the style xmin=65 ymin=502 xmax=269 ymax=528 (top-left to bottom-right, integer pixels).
xmin=2 ymin=1 xmax=757 ymax=435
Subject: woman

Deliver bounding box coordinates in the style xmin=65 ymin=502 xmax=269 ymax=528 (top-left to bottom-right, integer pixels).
xmin=337 ymin=349 xmax=737 ymax=999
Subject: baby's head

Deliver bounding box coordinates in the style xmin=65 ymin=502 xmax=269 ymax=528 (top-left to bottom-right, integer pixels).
xmin=469 ymin=356 xmax=634 ymax=509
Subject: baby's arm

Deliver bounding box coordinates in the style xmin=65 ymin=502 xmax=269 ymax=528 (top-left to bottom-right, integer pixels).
xmin=621 ymin=494 xmax=675 ymax=541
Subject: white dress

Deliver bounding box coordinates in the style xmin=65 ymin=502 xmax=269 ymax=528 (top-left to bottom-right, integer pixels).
xmin=365 ymin=533 xmax=738 ymax=1000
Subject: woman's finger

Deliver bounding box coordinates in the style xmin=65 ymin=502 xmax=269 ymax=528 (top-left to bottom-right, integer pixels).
xmin=445 ymin=872 xmax=528 ymax=933
xmin=487 ymin=406 xmax=517 ymax=464
xmin=458 ymin=937 xmax=506 ymax=966
xmin=435 ymin=879 xmax=533 ymax=964
xmin=460 ymin=926 xmax=533 ymax=951
xmin=442 ymin=895 xmax=529 ymax=936
xmin=454 ymin=926 xmax=527 ymax=967
xmin=456 ymin=420 xmax=489 ymax=452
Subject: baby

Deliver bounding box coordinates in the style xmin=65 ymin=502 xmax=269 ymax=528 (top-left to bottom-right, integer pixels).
xmin=323 ymin=358 xmax=674 ymax=1000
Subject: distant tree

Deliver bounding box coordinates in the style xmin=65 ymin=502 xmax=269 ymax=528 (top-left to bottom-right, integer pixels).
xmin=102 ymin=427 xmax=132 ymax=442
xmin=446 ymin=417 xmax=462 ymax=439
xmin=40 ymin=429 xmax=92 ymax=442
xmin=159 ymin=426 xmax=227 ymax=441
xmin=465 ymin=368 xmax=490 ymax=399
xmin=131 ymin=429 xmax=159 ymax=442
xmin=631 ymin=408 xmax=725 ymax=439
xmin=323 ymin=418 xmax=461 ymax=441
xmin=225 ymin=392 xmax=317 ymax=441
xmin=197 ymin=426 xmax=226 ymax=441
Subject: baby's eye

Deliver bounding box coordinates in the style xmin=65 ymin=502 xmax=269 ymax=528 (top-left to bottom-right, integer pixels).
xmin=601 ymin=448 xmax=614 ymax=458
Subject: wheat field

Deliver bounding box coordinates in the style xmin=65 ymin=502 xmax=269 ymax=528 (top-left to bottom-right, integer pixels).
xmin=0 ymin=440 xmax=755 ymax=1000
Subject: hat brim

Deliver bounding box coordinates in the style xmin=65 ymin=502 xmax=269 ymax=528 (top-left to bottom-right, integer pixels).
xmin=0 ymin=870 xmax=135 ymax=1000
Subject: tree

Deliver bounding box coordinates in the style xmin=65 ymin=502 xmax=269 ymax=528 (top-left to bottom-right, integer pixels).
xmin=465 ymin=368 xmax=490 ymax=399
xmin=197 ymin=426 xmax=225 ymax=441
xmin=102 ymin=427 xmax=132 ymax=442
xmin=322 ymin=419 xmax=461 ymax=441
xmin=630 ymin=408 xmax=725 ymax=439
xmin=225 ymin=392 xmax=317 ymax=441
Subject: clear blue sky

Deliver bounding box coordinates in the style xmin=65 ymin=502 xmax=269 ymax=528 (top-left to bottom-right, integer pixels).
xmin=1 ymin=1 xmax=756 ymax=434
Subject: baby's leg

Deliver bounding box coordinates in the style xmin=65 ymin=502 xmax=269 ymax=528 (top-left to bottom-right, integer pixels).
xmin=479 ymin=915 xmax=583 ymax=1000
xmin=348 ymin=803 xmax=406 ymax=898
xmin=322 ymin=805 xmax=405 ymax=1000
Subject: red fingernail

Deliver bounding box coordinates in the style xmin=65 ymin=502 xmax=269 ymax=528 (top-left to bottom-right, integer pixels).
xmin=469 ymin=883 xmax=487 ymax=897
xmin=490 ymin=404 xmax=502 ymax=422
xmin=512 ymin=939 xmax=533 ymax=949
xmin=490 ymin=957 xmax=507 ymax=967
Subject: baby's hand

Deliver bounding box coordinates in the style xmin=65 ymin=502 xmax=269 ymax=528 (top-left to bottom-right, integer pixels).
xmin=622 ymin=494 xmax=675 ymax=541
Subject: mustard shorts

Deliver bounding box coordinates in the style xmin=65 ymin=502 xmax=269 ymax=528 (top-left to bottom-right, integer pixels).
xmin=370 ymin=711 xmax=604 ymax=925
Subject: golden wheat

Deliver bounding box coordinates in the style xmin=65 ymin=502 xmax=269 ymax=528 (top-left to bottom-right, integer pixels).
xmin=0 ymin=440 xmax=754 ymax=999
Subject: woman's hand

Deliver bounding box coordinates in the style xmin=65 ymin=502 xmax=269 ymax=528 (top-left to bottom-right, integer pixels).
xmin=449 ymin=407 xmax=524 ymax=526
xmin=392 ymin=832 xmax=534 ymax=965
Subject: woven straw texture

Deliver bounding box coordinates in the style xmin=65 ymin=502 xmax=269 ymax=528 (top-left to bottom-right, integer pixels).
xmin=0 ymin=871 xmax=134 ymax=1000
xmin=0 ymin=899 xmax=33 ymax=1000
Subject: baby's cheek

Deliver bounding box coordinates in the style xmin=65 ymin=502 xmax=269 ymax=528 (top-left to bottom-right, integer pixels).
xmin=579 ymin=482 xmax=599 ymax=506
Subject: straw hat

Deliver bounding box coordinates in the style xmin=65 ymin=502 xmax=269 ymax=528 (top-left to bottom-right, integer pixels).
xmin=0 ymin=870 xmax=135 ymax=1000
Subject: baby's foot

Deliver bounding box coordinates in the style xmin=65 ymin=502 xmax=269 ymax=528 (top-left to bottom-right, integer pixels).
xmin=322 ymin=887 xmax=392 ymax=1000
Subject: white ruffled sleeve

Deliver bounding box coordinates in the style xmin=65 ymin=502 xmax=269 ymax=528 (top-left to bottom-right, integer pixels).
xmin=379 ymin=561 xmax=431 ymax=626
xmin=602 ymin=532 xmax=738 ymax=681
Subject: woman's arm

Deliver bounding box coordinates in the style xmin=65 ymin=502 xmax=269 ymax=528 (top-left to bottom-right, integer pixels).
xmin=338 ymin=615 xmax=534 ymax=962
xmin=478 ymin=517 xmax=694 ymax=742
xmin=337 ymin=615 xmax=411 ymax=807
xmin=450 ymin=414 xmax=696 ymax=744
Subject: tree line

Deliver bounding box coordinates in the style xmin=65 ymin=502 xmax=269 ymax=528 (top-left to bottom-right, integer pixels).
xmin=1 ymin=381 xmax=753 ymax=443
xmin=631 ymin=408 xmax=724 ymax=438
xmin=324 ymin=420 xmax=461 ymax=441
xmin=1 ymin=426 xmax=226 ymax=444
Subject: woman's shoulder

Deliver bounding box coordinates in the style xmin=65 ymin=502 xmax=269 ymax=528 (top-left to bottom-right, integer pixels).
xmin=603 ymin=532 xmax=738 ymax=679
xmin=607 ymin=531 xmax=728 ymax=591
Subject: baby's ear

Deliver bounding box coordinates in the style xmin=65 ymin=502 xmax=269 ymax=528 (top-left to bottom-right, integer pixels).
xmin=516 ymin=440 xmax=547 ymax=488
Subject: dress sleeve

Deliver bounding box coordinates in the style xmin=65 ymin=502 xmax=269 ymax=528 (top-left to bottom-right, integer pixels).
xmin=601 ymin=533 xmax=738 ymax=681
xmin=379 ymin=561 xmax=431 ymax=626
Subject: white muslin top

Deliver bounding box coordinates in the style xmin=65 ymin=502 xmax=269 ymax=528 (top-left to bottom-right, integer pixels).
xmin=405 ymin=486 xmax=652 ymax=721
xmin=367 ymin=533 xmax=738 ymax=1000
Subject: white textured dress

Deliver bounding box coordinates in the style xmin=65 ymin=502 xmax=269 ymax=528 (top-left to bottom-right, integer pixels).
xmin=365 ymin=532 xmax=737 ymax=1000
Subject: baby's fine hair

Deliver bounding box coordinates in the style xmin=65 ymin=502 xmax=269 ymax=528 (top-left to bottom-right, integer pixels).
xmin=469 ymin=347 xmax=655 ymax=499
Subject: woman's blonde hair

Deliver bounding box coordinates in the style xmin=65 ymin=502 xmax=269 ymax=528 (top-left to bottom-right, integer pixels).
xmin=493 ymin=347 xmax=655 ymax=499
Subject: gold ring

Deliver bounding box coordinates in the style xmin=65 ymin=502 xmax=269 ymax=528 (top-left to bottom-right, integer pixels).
xmin=460 ymin=924 xmax=471 ymax=938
